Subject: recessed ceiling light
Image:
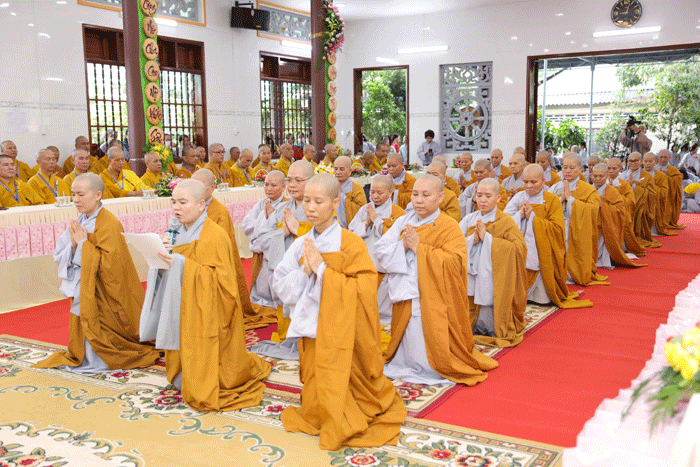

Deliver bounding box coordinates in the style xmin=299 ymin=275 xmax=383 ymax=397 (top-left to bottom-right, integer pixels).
xmin=28 ymin=23 xmax=34 ymax=27
xmin=397 ymin=45 xmax=448 ymax=54
xmin=56 ymin=0 xmax=67 ymax=4
xmin=0 ymin=3 xmax=9 ymax=8
xmin=544 ymin=48 xmax=549 ymax=52
xmin=593 ymin=25 xmax=661 ymax=37
xmin=43 ymin=77 xmax=64 ymax=82
xmin=556 ymin=13 xmax=563 ymax=16
xmin=511 ymin=36 xmax=517 ymax=40
xmin=10 ymin=11 xmax=15 ymax=15
xmin=570 ymin=40 xmax=575 ymax=44
xmin=39 ymin=33 xmax=50 ymax=38
xmin=565 ymin=31 xmax=571 ymax=35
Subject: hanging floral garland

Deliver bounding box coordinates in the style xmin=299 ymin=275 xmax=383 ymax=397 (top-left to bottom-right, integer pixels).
xmin=321 ymin=0 xmax=345 ymax=61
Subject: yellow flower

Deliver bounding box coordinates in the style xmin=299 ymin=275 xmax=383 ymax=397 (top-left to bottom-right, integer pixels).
xmin=665 ymin=342 xmax=685 ymax=371
xmin=682 ymin=328 xmax=700 ymax=349
xmin=679 ymin=354 xmax=699 ymax=380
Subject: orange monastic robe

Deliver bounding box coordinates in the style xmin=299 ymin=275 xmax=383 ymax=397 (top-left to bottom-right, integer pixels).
xmin=274 ymin=157 xmax=293 ymax=177
xmin=175 ymin=163 xmax=198 ymax=179
xmin=394 ymin=171 xmax=416 ymax=209
xmin=361 ymin=157 xmax=382 ymax=172
xmin=140 ymin=169 xmax=166 ymax=189
xmin=204 ymin=162 xmax=235 ymax=186
xmin=545 ymin=168 xmax=561 ymax=188
xmin=280 ymin=230 xmax=406 ymax=450
xmin=611 ymin=179 xmax=648 ymax=255
xmin=33 ymin=164 xmax=65 ymax=179
xmin=465 ymin=210 xmax=527 ymax=347
xmin=343 ymin=181 xmax=367 ymax=226
xmin=63 ymin=154 xmax=100 ymax=175
xmin=27 ymin=169 xmax=71 ymax=204
xmin=13 ymin=159 xmax=34 ymax=182
xmin=383 ymin=213 xmax=499 ymax=385
xmin=598 ymin=184 xmax=645 ymax=268
xmin=34 ymin=209 xmax=159 ymax=370
xmin=495 ymin=164 xmax=511 ymax=183
xmin=650 ymin=169 xmax=677 ymax=236
xmin=631 ymin=169 xmax=661 ymax=248
xmin=166 ymin=218 xmax=271 ymax=411
xmin=445 ymin=176 xmax=461 ymax=197
xmin=660 ymin=165 xmax=686 ymax=229
xmin=441 ymin=187 xmax=461 ymax=222
xmin=0 ymin=178 xmax=43 ymax=207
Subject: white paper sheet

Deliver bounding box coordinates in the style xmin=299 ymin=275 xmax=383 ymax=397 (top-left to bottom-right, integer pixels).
xmin=122 ymin=233 xmax=170 ymax=270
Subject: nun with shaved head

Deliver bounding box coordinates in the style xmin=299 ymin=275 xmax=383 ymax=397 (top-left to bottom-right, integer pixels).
xmin=34 ymin=173 xmax=160 ymax=373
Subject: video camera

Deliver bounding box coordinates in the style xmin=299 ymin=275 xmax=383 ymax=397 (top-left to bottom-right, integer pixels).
xmin=626 ymin=115 xmax=643 ymax=128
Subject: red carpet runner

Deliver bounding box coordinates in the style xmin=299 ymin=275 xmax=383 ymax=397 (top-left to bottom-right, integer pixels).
xmin=1 ymin=214 xmax=698 ymax=448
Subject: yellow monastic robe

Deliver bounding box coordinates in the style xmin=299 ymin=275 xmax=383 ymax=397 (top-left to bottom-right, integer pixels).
xmin=303 ymin=157 xmax=319 ymax=168
xmin=661 ymin=165 xmax=685 ymax=229
xmin=519 ymin=191 xmax=593 ymax=309
xmin=0 ymin=178 xmax=44 ymax=207
xmin=100 ymin=168 xmax=146 ymax=198
xmin=631 ymin=169 xmax=661 ymax=248
xmin=445 ymin=176 xmax=461 ymax=197
xmin=63 ymin=170 xmax=113 ymax=199
xmin=361 ymin=157 xmax=382 ymax=172
xmin=204 ymin=162 xmax=235 ymax=185
xmin=252 ymin=161 xmax=276 ymax=175
xmin=466 ymin=210 xmax=527 ymax=347
xmin=545 ymin=169 xmax=562 ymax=188
xmin=384 ymin=213 xmax=499 ymax=385
xmin=441 ymin=187 xmax=461 ymax=222
xmin=165 ymin=162 xmax=178 ymax=176
xmin=94 ymin=156 xmax=109 ymax=174
xmin=344 ymin=181 xmax=367 ymax=226
xmin=27 ymin=169 xmax=71 ymax=204
xmin=64 ymin=155 xmax=99 ymax=174
xmin=140 ymin=169 xmax=167 ymax=189
xmin=564 ymin=182 xmax=609 ymax=286
xmin=34 ymin=209 xmax=160 ymax=370
xmin=317 ymin=157 xmax=334 ymax=174
xmin=274 ymin=157 xmax=293 ymax=177
xmin=166 ymin=218 xmax=270 ymax=411
xmin=496 ymin=164 xmax=511 ymax=183
xmin=394 ymin=171 xmax=416 ymax=209
xmin=33 ymin=164 xmax=65 ymax=179
xmin=599 ymin=184 xmax=645 ymax=268
xmin=651 ymin=170 xmax=677 ymax=236
xmin=281 ymin=230 xmax=406 ymax=451
xmin=13 ymin=160 xmax=34 ymax=182
xmin=231 ymin=163 xmax=255 ymax=187
xmin=174 ymin=163 xmax=198 ymax=179
xmin=611 ymin=180 xmax=648 ymax=255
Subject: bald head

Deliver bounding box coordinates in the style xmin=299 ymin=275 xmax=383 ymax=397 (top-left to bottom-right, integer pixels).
xmin=415 ymin=174 xmax=443 ymax=193
xmin=474 ymin=159 xmax=491 ymax=170
xmin=535 ymin=150 xmax=551 ymax=169
xmin=324 ymin=143 xmax=337 ymax=161
xmin=107 ymin=146 xmax=124 ymax=160
xmin=508 ymin=153 xmax=527 ymax=176
xmin=192 ymin=168 xmax=217 ymax=188
xmin=589 ymin=163 xmax=609 ymax=189
xmin=592 ymin=163 xmax=607 ymax=174
xmin=523 ymin=163 xmax=544 ymax=179
xmin=479 ymin=177 xmax=501 ymax=194
xmin=174 ymin=179 xmax=207 ymax=203
xmin=306 ymin=173 xmax=340 ymax=200
xmin=587 ymin=155 xmax=600 ymax=167
xmin=36 ymin=148 xmax=53 ymax=163
xmin=266 ymin=169 xmax=285 ymax=184
xmin=562 ymin=152 xmax=582 ymax=167
xmin=372 ymin=174 xmax=394 ymax=191
xmin=289 ymin=159 xmax=314 ymax=179
xmin=513 ymin=147 xmax=525 ymax=155
xmin=73 ymin=172 xmax=104 ymax=194
xmin=432 ymin=155 xmax=447 ymax=166
xmin=387 ymin=153 xmax=403 ymax=164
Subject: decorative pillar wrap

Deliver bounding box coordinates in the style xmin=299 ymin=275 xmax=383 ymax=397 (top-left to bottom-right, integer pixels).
xmin=320 ymin=1 xmax=344 ymax=145
xmin=139 ymin=0 xmax=164 ymax=144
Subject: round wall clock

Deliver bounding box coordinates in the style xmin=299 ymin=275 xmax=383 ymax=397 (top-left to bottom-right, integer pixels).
xmin=611 ymin=0 xmax=642 ymax=27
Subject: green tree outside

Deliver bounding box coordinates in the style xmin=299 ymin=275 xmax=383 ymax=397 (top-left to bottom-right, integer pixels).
xmin=361 ymin=70 xmax=407 ymax=146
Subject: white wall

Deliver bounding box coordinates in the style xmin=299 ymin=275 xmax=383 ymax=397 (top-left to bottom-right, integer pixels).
xmin=0 ymin=0 xmax=697 ymax=167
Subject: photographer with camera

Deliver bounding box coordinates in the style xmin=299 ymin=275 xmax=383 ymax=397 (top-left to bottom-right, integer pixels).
xmin=620 ymin=116 xmax=651 ymax=157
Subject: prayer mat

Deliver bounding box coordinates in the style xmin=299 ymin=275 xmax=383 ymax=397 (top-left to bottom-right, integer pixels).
xmin=0 ymin=335 xmax=563 ymax=467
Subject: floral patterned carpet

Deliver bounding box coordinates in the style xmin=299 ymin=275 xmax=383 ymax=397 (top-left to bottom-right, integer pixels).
xmin=0 ymin=335 xmax=562 ymax=467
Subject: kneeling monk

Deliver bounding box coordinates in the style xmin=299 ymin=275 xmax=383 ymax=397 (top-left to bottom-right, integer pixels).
xmin=276 ymin=173 xmax=406 ymax=450
xmin=34 ymin=173 xmax=159 ymax=372
xmin=140 ymin=179 xmax=270 ymax=411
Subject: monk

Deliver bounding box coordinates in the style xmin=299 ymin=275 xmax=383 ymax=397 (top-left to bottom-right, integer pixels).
xmin=536 ymin=150 xmax=562 ymax=187
xmin=386 ymin=153 xmax=415 ymax=209
xmin=548 ymin=153 xmax=609 ymax=286
xmin=229 ymin=148 xmax=254 ymax=187
xmin=361 ymin=150 xmax=382 ymax=173
xmin=502 ymin=153 xmax=527 ymax=199
xmin=422 ymin=161 xmax=461 ymax=222
xmin=27 ymin=149 xmax=71 ymax=204
xmin=643 ymin=152 xmax=677 ymax=237
xmin=606 ymin=157 xmax=648 ymax=256
xmin=140 ymin=152 xmax=166 ymax=188
xmin=35 ymin=146 xmax=66 ymax=178
xmin=63 ymin=136 xmax=100 ymax=174
xmin=504 ymin=164 xmax=592 ymax=308
xmin=175 ymin=147 xmax=199 ymax=179
xmin=657 ymin=148 xmax=686 ymax=230
xmin=242 ymin=170 xmax=287 ymax=313
xmin=588 ymin=163 xmax=645 ymax=269
xmin=490 ymin=148 xmax=511 ymax=183
xmin=459 ymin=159 xmax=508 ymax=217
xmin=100 ymin=147 xmax=145 ymax=197
xmin=252 ymin=144 xmax=275 ymax=174
xmin=1 ymin=140 xmax=33 ymax=181
xmin=64 ymin=148 xmax=104 ymax=194
xmin=333 ymin=155 xmax=367 ymax=228
xmin=250 ymin=160 xmax=315 ymax=358
xmin=460 ymin=178 xmax=527 ymax=347
xmin=203 ymin=143 xmax=235 ymax=186
xmin=34 ymin=173 xmax=159 ymax=372
xmin=452 ymin=152 xmax=476 ymax=190
xmin=225 ymin=146 xmax=241 ymax=168
xmin=317 ymin=143 xmax=338 ymax=173
xmin=302 ymin=144 xmax=319 ymax=168
xmin=348 ymin=175 xmax=405 ymax=324
xmin=621 ymin=152 xmax=660 ymax=248
xmin=274 ymin=143 xmax=295 ymax=177
xmin=0 ymin=154 xmax=43 ymax=206
xmin=375 ymin=141 xmax=390 ymax=166
xmin=431 ymin=155 xmax=461 ymax=196
xmin=273 ymin=173 xmax=405 ymax=450
xmin=376 ymin=174 xmax=499 ymax=385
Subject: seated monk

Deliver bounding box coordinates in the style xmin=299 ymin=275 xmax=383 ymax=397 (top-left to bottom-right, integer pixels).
xmin=140 ymin=179 xmax=270 ymax=411
xmin=301 ymin=144 xmax=319 ymax=168
xmin=621 ymin=152 xmax=660 ymax=248
xmin=459 ymin=178 xmax=527 ymax=347
xmin=100 ymin=147 xmax=145 ymax=198
xmin=242 ymin=170 xmax=288 ymax=313
xmin=375 ymin=141 xmax=390 ymax=166
xmin=548 ymin=153 xmax=609 ymax=287
xmin=317 ymin=143 xmax=338 ymax=173
xmin=490 ymin=148 xmax=511 ymax=183
xmin=451 ymin=152 xmax=476 ymax=191
xmin=361 ymin=150 xmax=382 ymax=173
xmin=175 ymin=147 xmax=200 ymax=179
xmin=504 ymin=164 xmax=592 ymax=308
xmin=249 ymin=160 xmax=315 ymax=359
xmin=35 ymin=146 xmax=66 ymax=178
xmin=225 ymin=146 xmax=240 ymax=168
xmin=334 ymin=155 xmax=367 ymax=228
xmin=1 ymin=140 xmax=33 ymax=181
xmin=28 ymin=148 xmax=71 ymax=204
xmin=657 ymin=148 xmax=685 ymax=230
xmin=140 ymin=152 xmax=167 ymax=188
xmin=386 ymin=153 xmax=415 ymax=209
xmin=420 ymin=160 xmax=460 ymax=222
xmin=203 ymin=143 xmax=235 ymax=186
xmin=643 ymin=152 xmax=677 ymax=237
xmin=0 ymin=154 xmax=43 ymax=206
xmin=348 ymin=175 xmax=405 ymax=324
xmin=274 ymin=143 xmax=295 ymax=177
xmin=432 ymin=155 xmax=460 ymax=196
xmin=64 ymin=136 xmax=100 ymax=174
xmin=275 ymin=173 xmax=406 ymax=450
xmin=502 ymin=153 xmax=527 ymax=199
xmin=588 ymin=163 xmax=645 ymax=269
xmin=34 ymin=173 xmax=159 ymax=372
xmin=376 ymin=174 xmax=499 ymax=385
xmin=459 ymin=159 xmax=508 ymax=217
xmin=606 ymin=157 xmax=648 ymax=255
xmin=536 ymin=150 xmax=561 ymax=187
xmin=252 ymin=144 xmax=276 ymax=174
xmin=583 ymin=155 xmax=600 ymax=183
xmin=64 ymin=149 xmax=110 ymax=200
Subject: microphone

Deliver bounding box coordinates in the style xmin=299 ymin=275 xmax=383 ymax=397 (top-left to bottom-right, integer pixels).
xmin=167 ymin=218 xmax=180 ymax=253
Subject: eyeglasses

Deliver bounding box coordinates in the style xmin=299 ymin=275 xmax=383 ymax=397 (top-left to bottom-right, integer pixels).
xmin=211 ymin=150 xmax=226 ymax=154
xmin=286 ymin=177 xmax=308 ymax=185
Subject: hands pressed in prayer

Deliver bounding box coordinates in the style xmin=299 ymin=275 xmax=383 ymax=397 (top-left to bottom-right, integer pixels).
xmin=474 ymin=219 xmax=486 ymax=244
xmin=264 ymin=199 xmax=275 ymax=218
xmin=158 ymin=236 xmax=174 ymax=266
xmin=561 ymin=181 xmax=571 ymax=203
xmin=508 ymin=188 xmax=517 ymax=198
xmin=366 ymin=204 xmax=377 ymax=227
xmin=402 ymin=224 xmax=420 ymax=253
xmin=302 ymin=237 xmax=323 ymax=276
xmin=283 ymin=207 xmax=299 ymax=237
xmin=521 ymin=199 xmax=533 ymax=219
xmin=68 ymin=219 xmax=88 ymax=251
xmin=459 ymin=173 xmax=469 ymax=188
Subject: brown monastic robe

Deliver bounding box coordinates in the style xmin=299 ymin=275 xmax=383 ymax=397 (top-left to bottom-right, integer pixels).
xmin=611 ymin=179 xmax=648 ymax=255
xmin=394 ymin=171 xmax=416 ymax=209
xmin=445 ymin=176 xmax=461 ymax=196
xmin=598 ymin=184 xmax=645 ymax=268
xmin=660 ymin=165 xmax=686 ymax=229
xmin=650 ymin=169 xmax=678 ymax=236
xmin=631 ymin=169 xmax=661 ymax=248
xmin=344 ymin=181 xmax=367 ymax=226
xmin=441 ymin=187 xmax=461 ymax=222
